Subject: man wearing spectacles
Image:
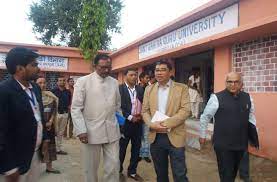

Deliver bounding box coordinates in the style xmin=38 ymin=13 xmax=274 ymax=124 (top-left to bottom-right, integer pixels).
xmin=142 ymin=61 xmax=191 ymax=182
xmin=200 ymin=72 xmax=259 ymax=182
xmin=71 ymin=54 xmax=122 ymax=182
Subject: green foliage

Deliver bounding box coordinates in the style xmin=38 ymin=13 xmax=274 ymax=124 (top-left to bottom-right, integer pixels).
xmin=29 ymin=0 xmax=122 ymax=60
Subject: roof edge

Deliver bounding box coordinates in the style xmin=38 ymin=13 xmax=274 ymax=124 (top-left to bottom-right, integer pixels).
xmin=0 ymin=41 xmax=111 ymax=54
xmin=111 ymin=0 xmax=238 ymax=57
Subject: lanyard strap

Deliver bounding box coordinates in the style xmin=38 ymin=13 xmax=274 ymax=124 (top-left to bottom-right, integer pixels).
xmin=26 ymin=88 xmax=36 ymax=106
xmin=128 ymin=87 xmax=139 ymax=114
xmin=128 ymin=87 xmax=136 ymax=98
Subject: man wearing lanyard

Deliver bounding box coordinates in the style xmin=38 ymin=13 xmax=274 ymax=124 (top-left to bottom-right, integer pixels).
xmin=0 ymin=47 xmax=49 ymax=182
xmin=119 ymin=68 xmax=144 ymax=181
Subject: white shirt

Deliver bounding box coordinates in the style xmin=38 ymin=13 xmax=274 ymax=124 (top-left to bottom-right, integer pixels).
xmin=16 ymin=81 xmax=43 ymax=151
xmin=125 ymin=83 xmax=137 ymax=121
xmin=189 ymin=75 xmax=200 ymax=89
xmin=5 ymin=81 xmax=43 ymax=176
xmin=158 ymin=80 xmax=172 ymax=114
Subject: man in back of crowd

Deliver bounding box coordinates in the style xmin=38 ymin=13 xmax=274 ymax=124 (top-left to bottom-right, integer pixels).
xmin=52 ymin=76 xmax=71 ymax=155
xmin=148 ymin=73 xmax=156 ymax=85
xmin=64 ymin=77 xmax=74 ymax=139
xmin=188 ymin=68 xmax=200 ymax=91
xmin=138 ymin=72 xmax=152 ymax=163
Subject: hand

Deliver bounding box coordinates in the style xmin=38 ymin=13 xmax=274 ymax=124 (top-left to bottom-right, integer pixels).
xmin=131 ymin=116 xmax=140 ymax=123
xmin=150 ymin=121 xmax=168 ymax=133
xmin=46 ymin=122 xmax=52 ymax=131
xmin=135 ymin=114 xmax=142 ymax=121
xmin=5 ymin=170 xmax=20 ymax=182
xmin=78 ymin=133 xmax=88 ymax=144
xmin=199 ymin=138 xmax=206 ymax=145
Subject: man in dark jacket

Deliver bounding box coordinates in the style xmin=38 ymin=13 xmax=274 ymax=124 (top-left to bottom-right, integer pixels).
xmin=51 ymin=76 xmax=71 ymax=155
xmin=119 ymin=68 xmax=144 ymax=181
xmin=200 ymin=72 xmax=258 ymax=182
xmin=0 ymin=47 xmax=49 ymax=182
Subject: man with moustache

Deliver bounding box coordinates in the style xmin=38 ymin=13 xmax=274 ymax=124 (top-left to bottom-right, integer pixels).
xmin=71 ymin=54 xmax=121 ymax=182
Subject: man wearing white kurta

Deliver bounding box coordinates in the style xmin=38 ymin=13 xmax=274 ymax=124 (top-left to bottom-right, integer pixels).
xmin=71 ymin=54 xmax=121 ymax=182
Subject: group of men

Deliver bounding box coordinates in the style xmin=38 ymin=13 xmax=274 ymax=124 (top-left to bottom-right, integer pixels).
xmin=0 ymin=47 xmax=75 ymax=182
xmin=0 ymin=47 xmax=258 ymax=182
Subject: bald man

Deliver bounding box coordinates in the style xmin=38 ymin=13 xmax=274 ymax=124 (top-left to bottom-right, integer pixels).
xmin=199 ymin=72 xmax=258 ymax=182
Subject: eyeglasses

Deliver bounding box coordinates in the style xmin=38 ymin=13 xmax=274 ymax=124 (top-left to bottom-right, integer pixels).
xmin=97 ymin=65 xmax=111 ymax=70
xmin=226 ymin=80 xmax=240 ymax=84
xmin=155 ymin=68 xmax=168 ymax=72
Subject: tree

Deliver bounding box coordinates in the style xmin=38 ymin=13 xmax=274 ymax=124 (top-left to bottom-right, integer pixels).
xmin=28 ymin=0 xmax=122 ymax=60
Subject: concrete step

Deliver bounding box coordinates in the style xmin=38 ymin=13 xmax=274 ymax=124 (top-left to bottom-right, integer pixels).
xmin=185 ymin=118 xmax=213 ymax=140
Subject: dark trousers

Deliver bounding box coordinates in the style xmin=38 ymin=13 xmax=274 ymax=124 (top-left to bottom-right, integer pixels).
xmin=119 ymin=128 xmax=141 ymax=175
xmin=239 ymin=152 xmax=250 ymax=179
xmin=150 ymin=134 xmax=189 ymax=182
xmin=214 ymin=147 xmax=245 ymax=182
xmin=64 ymin=112 xmax=73 ymax=138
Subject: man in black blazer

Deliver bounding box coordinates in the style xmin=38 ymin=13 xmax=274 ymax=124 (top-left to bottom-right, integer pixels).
xmin=119 ymin=68 xmax=144 ymax=181
xmin=0 ymin=47 xmax=49 ymax=182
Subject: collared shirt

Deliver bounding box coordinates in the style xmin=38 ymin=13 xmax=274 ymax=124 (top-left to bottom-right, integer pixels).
xmin=52 ymin=87 xmax=71 ymax=114
xmin=157 ymin=80 xmax=172 ymax=114
xmin=125 ymin=82 xmax=137 ymax=121
xmin=6 ymin=80 xmax=43 ymax=175
xmin=200 ymin=93 xmax=257 ymax=138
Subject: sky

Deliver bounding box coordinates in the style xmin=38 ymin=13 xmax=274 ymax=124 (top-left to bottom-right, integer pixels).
xmin=0 ymin=0 xmax=211 ymax=49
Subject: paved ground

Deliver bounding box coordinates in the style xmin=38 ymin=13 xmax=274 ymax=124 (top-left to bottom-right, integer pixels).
xmin=1 ymin=128 xmax=275 ymax=182
xmin=34 ymin=139 xmax=277 ymax=182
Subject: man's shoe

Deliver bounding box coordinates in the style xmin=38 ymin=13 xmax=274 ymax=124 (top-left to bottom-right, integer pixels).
xmin=57 ymin=150 xmax=68 ymax=155
xmin=46 ymin=169 xmax=61 ymax=174
xmin=127 ymin=174 xmax=143 ymax=181
xmin=240 ymin=177 xmax=252 ymax=182
xmin=143 ymin=157 xmax=151 ymax=163
xmin=138 ymin=157 xmax=142 ymax=162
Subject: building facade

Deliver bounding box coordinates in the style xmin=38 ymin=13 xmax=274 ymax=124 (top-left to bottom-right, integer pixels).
xmin=0 ymin=42 xmax=109 ymax=89
xmin=110 ymin=0 xmax=277 ymax=161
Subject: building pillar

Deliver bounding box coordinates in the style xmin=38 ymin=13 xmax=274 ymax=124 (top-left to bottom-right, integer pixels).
xmin=214 ymin=45 xmax=232 ymax=92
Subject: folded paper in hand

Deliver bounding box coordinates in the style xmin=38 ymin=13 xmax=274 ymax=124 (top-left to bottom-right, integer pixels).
xmin=151 ymin=111 xmax=169 ymax=123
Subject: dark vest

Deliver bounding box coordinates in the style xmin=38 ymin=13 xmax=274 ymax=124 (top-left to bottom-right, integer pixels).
xmin=213 ymin=89 xmax=251 ymax=150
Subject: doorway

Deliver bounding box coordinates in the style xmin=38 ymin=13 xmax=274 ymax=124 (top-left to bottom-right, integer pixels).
xmin=175 ymin=50 xmax=214 ymax=104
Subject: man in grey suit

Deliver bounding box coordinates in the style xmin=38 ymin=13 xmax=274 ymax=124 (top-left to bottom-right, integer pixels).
xmin=71 ymin=54 xmax=121 ymax=182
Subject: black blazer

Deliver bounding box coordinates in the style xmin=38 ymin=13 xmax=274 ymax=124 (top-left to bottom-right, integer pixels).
xmin=119 ymin=84 xmax=144 ymax=135
xmin=0 ymin=78 xmax=48 ymax=175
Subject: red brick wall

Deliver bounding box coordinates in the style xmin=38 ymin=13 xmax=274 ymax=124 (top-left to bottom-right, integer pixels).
xmin=232 ymin=35 xmax=277 ymax=92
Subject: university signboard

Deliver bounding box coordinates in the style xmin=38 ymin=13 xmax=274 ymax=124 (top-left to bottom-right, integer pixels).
xmin=139 ymin=3 xmax=239 ymax=59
